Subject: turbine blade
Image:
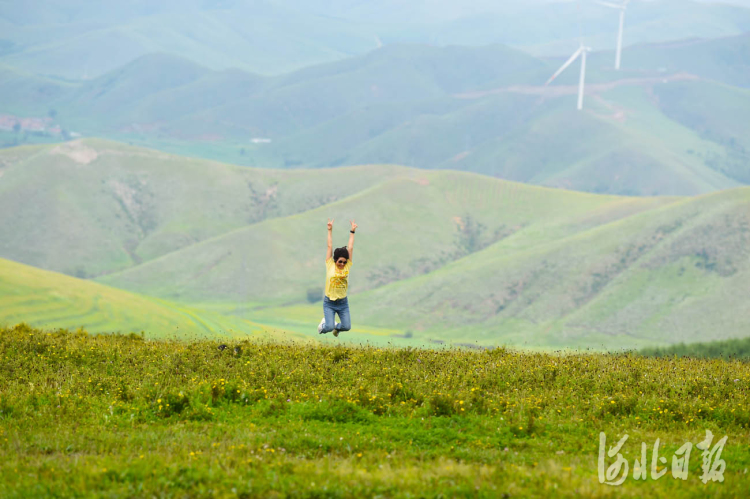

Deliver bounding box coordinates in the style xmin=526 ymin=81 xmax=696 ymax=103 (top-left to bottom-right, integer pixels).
xmin=578 ymin=50 xmax=587 ymax=110
xmin=545 ymin=48 xmax=583 ymax=85
xmin=615 ymin=9 xmax=625 ymax=70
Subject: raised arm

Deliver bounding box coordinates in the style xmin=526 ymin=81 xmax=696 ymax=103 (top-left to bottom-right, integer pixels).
xmin=347 ymin=220 xmax=357 ymax=262
xmin=326 ymin=218 xmax=333 ymax=261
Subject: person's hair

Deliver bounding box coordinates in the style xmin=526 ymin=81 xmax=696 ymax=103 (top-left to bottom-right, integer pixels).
xmin=333 ymin=247 xmax=349 ymax=262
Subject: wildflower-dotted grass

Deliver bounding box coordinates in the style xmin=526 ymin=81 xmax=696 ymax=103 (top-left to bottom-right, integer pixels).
xmin=1 ymin=324 xmax=749 ymax=498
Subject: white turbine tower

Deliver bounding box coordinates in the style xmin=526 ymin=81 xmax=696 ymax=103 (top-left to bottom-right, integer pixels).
xmin=597 ymin=0 xmax=630 ymax=70
xmin=545 ymin=42 xmax=592 ymax=111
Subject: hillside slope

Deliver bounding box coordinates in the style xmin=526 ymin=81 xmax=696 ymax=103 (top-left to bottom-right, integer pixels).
xmin=97 ymin=175 xmax=750 ymax=350
xmin=97 ymin=169 xmax=677 ymax=305
xmin=587 ymin=33 xmax=750 ymax=87
xmin=0 ymin=257 xmax=294 ymax=340
xmin=0 ymin=139 xmax=406 ymax=277
xmin=0 ymin=1 xmax=378 ymax=78
xmin=352 ymin=187 xmax=750 ymax=348
xmin=2 ymin=139 xmax=749 ymax=349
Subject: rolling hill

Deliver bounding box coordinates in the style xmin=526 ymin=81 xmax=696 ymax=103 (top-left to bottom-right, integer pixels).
xmin=95 ymin=167 xmax=676 ymax=304
xmin=588 ymin=33 xmax=750 ymax=88
xmin=352 ymin=186 xmax=750 ymax=349
xmin=3 ymin=1 xmax=750 ymax=352
xmin=232 ymin=187 xmax=750 ymax=351
xmin=0 ymin=256 xmax=297 ymax=341
xmin=0 ymin=139 xmax=405 ymax=277
xmin=2 ymin=39 xmax=750 ymax=196
xmin=1 ymin=139 xmax=749 ymax=349
xmin=0 ymin=45 xmax=552 ymax=134
xmin=83 ymin=159 xmax=749 ymax=350
xmin=0 ymin=0 xmax=378 ymax=78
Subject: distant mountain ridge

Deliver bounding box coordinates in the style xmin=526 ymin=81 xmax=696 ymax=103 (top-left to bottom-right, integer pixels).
xmin=2 ymin=38 xmax=750 ymax=196
xmin=2 ymin=0 xmax=750 ymax=78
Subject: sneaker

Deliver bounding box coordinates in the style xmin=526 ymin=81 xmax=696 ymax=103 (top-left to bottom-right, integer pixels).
xmin=318 ymin=317 xmax=325 ymax=334
xmin=333 ymin=329 xmax=339 ymax=337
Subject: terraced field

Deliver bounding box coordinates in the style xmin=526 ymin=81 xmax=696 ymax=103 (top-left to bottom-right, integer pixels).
xmin=0 ymin=257 xmax=300 ymax=341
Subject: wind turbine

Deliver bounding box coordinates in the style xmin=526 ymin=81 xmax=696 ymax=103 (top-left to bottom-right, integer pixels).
xmin=597 ymin=0 xmax=630 ymax=70
xmin=545 ymin=41 xmax=592 ymax=111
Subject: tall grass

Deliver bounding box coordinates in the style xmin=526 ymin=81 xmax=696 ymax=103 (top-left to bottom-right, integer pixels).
xmin=1 ymin=323 xmax=749 ymax=498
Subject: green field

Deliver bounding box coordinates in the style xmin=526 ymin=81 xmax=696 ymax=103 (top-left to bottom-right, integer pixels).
xmin=0 ymin=256 xmax=304 ymax=342
xmin=1 ymin=324 xmax=748 ymax=498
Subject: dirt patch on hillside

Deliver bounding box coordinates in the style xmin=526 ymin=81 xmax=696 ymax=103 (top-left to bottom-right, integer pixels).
xmin=590 ymin=95 xmax=630 ymax=123
xmin=450 ymin=151 xmax=471 ymax=163
xmin=51 ymin=140 xmax=98 ymax=165
xmin=108 ymin=175 xmax=156 ymax=238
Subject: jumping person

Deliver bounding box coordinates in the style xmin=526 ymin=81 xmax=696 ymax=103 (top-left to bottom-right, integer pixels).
xmin=318 ymin=218 xmax=357 ymax=337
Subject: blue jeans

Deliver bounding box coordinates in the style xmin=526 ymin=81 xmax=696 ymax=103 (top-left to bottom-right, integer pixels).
xmin=321 ymin=296 xmax=351 ymax=333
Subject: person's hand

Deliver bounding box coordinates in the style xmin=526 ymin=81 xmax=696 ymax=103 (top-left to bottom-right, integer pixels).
xmin=327 ymin=218 xmax=334 ymax=230
xmin=350 ymin=220 xmax=358 ymax=232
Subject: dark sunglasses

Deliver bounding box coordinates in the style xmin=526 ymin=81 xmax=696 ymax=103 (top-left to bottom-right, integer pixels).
xmin=336 ymin=259 xmax=347 ymax=265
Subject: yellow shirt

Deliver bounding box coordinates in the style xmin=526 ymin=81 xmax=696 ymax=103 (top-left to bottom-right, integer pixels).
xmin=325 ymin=257 xmax=352 ymax=300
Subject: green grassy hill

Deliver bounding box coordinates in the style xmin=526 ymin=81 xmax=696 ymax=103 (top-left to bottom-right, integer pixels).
xmin=2 ymin=139 xmax=749 ymax=349
xmin=0 ymin=139 xmax=405 ymax=277
xmin=342 ymin=87 xmax=742 ymax=196
xmin=95 ymin=168 xmax=750 ymax=350
xmin=3 ymin=40 xmax=750 ymax=196
xmin=97 ymin=168 xmax=676 ymax=304
xmin=352 ymin=187 xmax=750 ymax=349
xmin=2 ymin=139 xmax=748 ymax=349
xmin=651 ymin=81 xmax=750 ymax=184
xmin=0 ymin=257 xmax=296 ymax=341
xmin=3 ymin=44 xmax=550 ymax=135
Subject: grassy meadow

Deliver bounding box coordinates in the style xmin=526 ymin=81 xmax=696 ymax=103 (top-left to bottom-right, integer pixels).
xmin=1 ymin=323 xmax=748 ymax=498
